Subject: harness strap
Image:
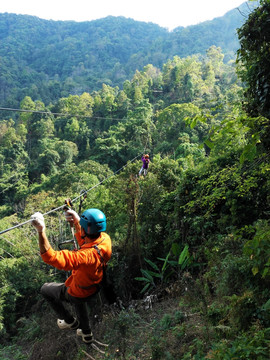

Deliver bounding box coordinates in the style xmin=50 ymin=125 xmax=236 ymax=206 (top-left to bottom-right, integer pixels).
xmin=78 ymin=237 xmax=106 ymax=290
xmin=78 ymin=283 xmax=98 ymax=290
xmin=93 ymin=245 xmax=105 ymax=263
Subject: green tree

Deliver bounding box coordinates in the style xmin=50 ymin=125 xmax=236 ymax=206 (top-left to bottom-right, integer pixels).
xmin=0 ymin=119 xmax=29 ymax=209
xmin=94 ymin=99 xmax=154 ymax=169
xmin=237 ymin=0 xmax=270 ymax=119
xmin=237 ymin=0 xmax=270 ymax=153
xmin=162 ymin=55 xmax=205 ymax=104
xmin=155 ymin=103 xmax=201 ymax=155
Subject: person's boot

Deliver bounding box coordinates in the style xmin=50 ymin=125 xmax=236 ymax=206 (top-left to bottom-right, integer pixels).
xmin=76 ymin=328 xmax=93 ymax=343
xmin=57 ymin=318 xmax=79 ymax=330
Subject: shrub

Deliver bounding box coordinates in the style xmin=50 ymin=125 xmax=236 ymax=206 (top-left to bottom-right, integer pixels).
xmin=244 ymin=220 xmax=270 ymax=280
xmin=206 ymin=327 xmax=270 ymax=359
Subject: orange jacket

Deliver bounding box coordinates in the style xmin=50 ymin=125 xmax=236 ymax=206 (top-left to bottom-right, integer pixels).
xmin=41 ymin=232 xmax=112 ymax=298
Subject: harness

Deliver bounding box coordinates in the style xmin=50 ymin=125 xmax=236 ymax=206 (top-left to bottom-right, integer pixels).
xmin=93 ymin=244 xmax=105 ymax=263
xmin=78 ymin=237 xmax=107 ymax=291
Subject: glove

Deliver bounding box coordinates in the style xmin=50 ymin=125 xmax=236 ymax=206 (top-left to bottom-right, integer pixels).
xmin=64 ymin=209 xmax=80 ymax=225
xmin=31 ymin=212 xmax=45 ymax=233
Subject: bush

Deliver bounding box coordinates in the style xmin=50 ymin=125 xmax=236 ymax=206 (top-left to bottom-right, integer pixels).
xmin=244 ymin=220 xmax=270 ymax=280
xmin=0 ymin=344 xmax=27 ymax=360
xmin=206 ymin=327 xmax=270 ymax=359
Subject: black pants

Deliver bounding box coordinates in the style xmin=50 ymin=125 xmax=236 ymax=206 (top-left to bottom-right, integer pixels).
xmin=40 ymin=282 xmax=94 ymax=333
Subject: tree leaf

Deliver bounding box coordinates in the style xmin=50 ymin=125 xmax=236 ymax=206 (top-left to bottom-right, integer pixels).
xmin=252 ymin=266 xmax=259 ymax=276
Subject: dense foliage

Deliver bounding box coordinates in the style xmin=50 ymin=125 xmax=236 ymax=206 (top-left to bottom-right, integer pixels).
xmin=0 ymin=2 xmax=254 ymax=109
xmin=237 ymin=0 xmax=270 ymax=119
xmin=0 ymin=2 xmax=269 ymax=359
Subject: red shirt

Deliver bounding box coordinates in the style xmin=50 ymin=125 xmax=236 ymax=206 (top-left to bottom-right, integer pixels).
xmin=41 ymin=232 xmax=112 ymax=297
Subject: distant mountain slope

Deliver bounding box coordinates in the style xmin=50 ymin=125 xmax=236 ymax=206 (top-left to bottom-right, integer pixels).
xmin=0 ymin=2 xmax=257 ymax=106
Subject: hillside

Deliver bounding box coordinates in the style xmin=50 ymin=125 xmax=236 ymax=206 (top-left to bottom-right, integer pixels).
xmin=0 ymin=1 xmax=269 ymax=359
xmin=0 ymin=2 xmax=256 ymax=108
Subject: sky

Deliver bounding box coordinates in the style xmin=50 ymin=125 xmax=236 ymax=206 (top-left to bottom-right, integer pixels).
xmin=0 ymin=1 xmax=256 ymax=30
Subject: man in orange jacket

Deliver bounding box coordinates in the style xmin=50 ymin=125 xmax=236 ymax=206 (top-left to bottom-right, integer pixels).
xmin=31 ymin=208 xmax=112 ymax=343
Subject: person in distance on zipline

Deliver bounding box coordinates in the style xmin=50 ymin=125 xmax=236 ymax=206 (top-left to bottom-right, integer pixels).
xmin=139 ymin=153 xmax=150 ymax=177
xmin=31 ymin=208 xmax=112 ymax=344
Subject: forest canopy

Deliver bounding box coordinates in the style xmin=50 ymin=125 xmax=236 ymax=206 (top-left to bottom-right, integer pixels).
xmin=0 ymin=1 xmax=269 ymax=359
xmin=0 ymin=2 xmax=254 ymax=109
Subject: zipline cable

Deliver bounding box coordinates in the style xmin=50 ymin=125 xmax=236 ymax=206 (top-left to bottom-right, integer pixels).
xmin=0 ymin=235 xmax=40 ymax=259
xmin=0 ymin=106 xmax=150 ymax=123
xmin=0 ymin=152 xmax=144 ymax=235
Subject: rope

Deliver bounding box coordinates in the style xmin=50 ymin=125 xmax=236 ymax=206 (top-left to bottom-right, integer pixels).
xmin=0 ymin=152 xmax=144 ymax=235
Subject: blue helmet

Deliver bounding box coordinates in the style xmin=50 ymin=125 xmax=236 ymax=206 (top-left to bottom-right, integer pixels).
xmin=80 ymin=208 xmax=106 ymax=235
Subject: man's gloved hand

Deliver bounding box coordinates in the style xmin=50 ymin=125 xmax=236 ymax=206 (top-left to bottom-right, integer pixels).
xmin=64 ymin=209 xmax=80 ymax=225
xmin=31 ymin=212 xmax=45 ymax=233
